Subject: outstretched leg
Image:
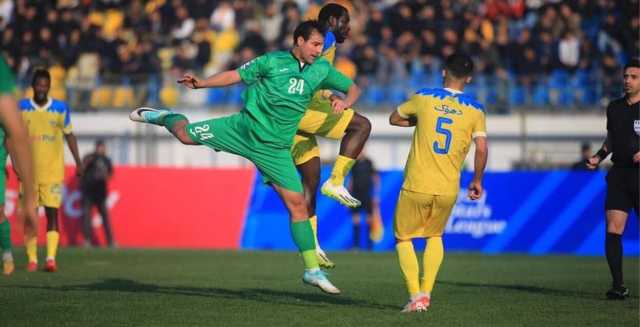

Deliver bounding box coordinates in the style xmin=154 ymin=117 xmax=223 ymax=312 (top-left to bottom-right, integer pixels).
xmin=130 ymin=107 xmax=198 ymax=145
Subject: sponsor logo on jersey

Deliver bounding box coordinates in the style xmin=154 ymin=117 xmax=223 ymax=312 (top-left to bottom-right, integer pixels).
xmin=634 ymin=120 xmax=640 ymax=136
xmin=435 ymin=104 xmax=462 ymax=116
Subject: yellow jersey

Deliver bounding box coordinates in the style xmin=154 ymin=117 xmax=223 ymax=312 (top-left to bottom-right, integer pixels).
xmin=397 ymin=87 xmax=487 ymax=195
xmin=19 ymin=97 xmax=73 ymax=183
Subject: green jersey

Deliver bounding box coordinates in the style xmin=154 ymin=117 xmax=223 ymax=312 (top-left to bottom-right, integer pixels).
xmin=237 ymin=51 xmax=353 ymax=149
xmin=0 ymin=56 xmax=15 ymax=95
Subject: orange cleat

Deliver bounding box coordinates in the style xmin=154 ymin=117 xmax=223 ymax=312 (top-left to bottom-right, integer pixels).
xmin=44 ymin=259 xmax=57 ymax=272
xmin=27 ymin=261 xmax=38 ymax=272
xmin=401 ymin=295 xmax=430 ymax=313
xmin=3 ymin=260 xmax=14 ymax=276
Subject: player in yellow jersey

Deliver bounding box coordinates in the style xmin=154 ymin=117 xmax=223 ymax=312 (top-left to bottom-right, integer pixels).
xmin=0 ymin=55 xmax=38 ymax=276
xmin=389 ymin=53 xmax=488 ymax=312
xmin=293 ymin=3 xmax=371 ymax=268
xmin=19 ymin=69 xmax=83 ymax=272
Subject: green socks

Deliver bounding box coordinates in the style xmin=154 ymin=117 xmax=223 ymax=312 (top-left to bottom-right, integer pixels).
xmin=0 ymin=220 xmax=12 ymax=252
xmin=290 ymin=220 xmax=319 ymax=270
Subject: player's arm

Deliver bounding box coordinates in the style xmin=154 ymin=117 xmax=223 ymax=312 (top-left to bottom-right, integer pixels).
xmin=64 ymin=132 xmax=83 ymax=177
xmin=180 ymin=54 xmax=271 ymax=89
xmin=178 ymin=70 xmax=242 ymax=89
xmin=61 ymin=105 xmax=83 ymax=177
xmin=389 ymin=96 xmax=419 ymax=127
xmin=587 ymin=135 xmax=610 ymax=169
xmin=468 ymin=136 xmax=488 ymax=200
xmin=320 ymin=67 xmax=361 ymax=113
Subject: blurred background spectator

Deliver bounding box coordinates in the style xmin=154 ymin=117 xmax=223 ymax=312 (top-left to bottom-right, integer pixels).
xmin=0 ymin=0 xmax=637 ymax=112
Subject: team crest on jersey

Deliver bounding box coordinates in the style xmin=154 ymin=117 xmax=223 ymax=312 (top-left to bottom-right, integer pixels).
xmin=634 ymin=120 xmax=640 ymax=136
xmin=435 ymin=104 xmax=462 ymax=116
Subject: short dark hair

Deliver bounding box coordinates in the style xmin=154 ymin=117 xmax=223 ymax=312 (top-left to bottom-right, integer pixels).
xmin=96 ymin=139 xmax=105 ymax=147
xmin=444 ymin=53 xmax=474 ymax=79
xmin=31 ymin=68 xmax=50 ymax=87
xmin=292 ymin=20 xmax=324 ymax=45
xmin=624 ymin=58 xmax=640 ymax=70
xmin=318 ymin=3 xmax=348 ymax=25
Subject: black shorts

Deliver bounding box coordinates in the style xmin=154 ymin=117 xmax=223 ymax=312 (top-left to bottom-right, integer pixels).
xmin=605 ymin=167 xmax=639 ymax=214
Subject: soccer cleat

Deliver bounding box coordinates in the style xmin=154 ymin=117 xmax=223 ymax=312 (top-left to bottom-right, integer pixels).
xmin=606 ymin=286 xmax=630 ymax=300
xmin=129 ymin=107 xmax=172 ymax=125
xmin=44 ymin=259 xmax=57 ymax=272
xmin=316 ymin=248 xmax=336 ymax=269
xmin=401 ymin=295 xmax=430 ymax=313
xmin=320 ymin=180 xmax=361 ymax=208
xmin=303 ymin=269 xmax=341 ymax=294
xmin=27 ymin=261 xmax=38 ymax=272
xmin=3 ymin=259 xmax=14 ymax=276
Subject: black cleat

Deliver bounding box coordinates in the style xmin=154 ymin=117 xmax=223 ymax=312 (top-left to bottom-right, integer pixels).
xmin=606 ymin=286 xmax=630 ymax=300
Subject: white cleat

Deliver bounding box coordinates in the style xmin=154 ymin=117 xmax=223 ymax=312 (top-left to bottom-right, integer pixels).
xmin=129 ymin=107 xmax=171 ymax=125
xmin=303 ymin=269 xmax=341 ymax=295
xmin=320 ymin=180 xmax=361 ymax=208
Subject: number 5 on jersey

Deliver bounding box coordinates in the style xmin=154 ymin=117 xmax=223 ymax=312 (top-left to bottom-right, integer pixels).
xmin=288 ymin=78 xmax=305 ymax=95
xmin=433 ymin=117 xmax=453 ymax=154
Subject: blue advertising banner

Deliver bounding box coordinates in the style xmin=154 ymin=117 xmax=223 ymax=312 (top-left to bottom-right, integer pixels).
xmin=241 ymin=169 xmax=639 ymax=256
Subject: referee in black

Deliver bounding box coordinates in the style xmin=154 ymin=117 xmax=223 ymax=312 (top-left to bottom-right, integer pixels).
xmin=587 ymin=58 xmax=640 ymax=300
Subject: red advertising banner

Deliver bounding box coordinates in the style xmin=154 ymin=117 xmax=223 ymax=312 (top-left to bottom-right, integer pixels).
xmin=8 ymin=166 xmax=255 ymax=249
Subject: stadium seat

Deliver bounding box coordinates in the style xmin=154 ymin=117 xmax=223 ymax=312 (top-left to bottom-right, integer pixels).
xmin=226 ymin=85 xmax=244 ymax=106
xmin=207 ymin=88 xmax=226 ymax=105
xmin=90 ymin=86 xmax=114 ymax=108
xmin=509 ymin=85 xmax=525 ymax=106
xmin=159 ymin=86 xmax=179 ymax=107
xmin=532 ymin=84 xmax=550 ymax=106
xmin=112 ymin=86 xmax=136 ymax=108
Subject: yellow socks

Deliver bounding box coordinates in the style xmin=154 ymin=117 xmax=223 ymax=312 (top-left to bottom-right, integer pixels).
xmin=309 ymin=215 xmax=319 ymax=247
xmin=396 ymin=240 xmax=420 ymax=296
xmin=329 ymin=155 xmax=355 ymax=186
xmin=421 ymin=237 xmax=444 ymax=295
xmin=26 ymin=235 xmax=38 ymax=263
xmin=46 ymin=231 xmax=59 ymax=260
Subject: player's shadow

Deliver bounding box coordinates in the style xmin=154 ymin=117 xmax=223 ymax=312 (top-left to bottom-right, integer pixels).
xmin=438 ymin=280 xmax=627 ymax=300
xmin=8 ymin=278 xmax=398 ymax=310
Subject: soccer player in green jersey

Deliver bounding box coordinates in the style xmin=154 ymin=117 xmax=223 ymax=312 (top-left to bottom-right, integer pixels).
xmin=129 ymin=20 xmax=361 ymax=294
xmin=0 ymin=56 xmax=38 ymax=275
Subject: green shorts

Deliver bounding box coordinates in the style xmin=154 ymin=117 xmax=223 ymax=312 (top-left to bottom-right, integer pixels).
xmin=186 ymin=112 xmax=303 ymax=193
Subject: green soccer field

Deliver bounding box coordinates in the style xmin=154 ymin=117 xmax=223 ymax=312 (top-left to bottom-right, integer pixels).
xmin=0 ymin=249 xmax=637 ymax=327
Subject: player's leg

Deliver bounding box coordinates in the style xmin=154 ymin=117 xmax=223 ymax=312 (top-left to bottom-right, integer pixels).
xmin=97 ymin=198 xmax=115 ymax=247
xmin=394 ymin=190 xmax=431 ymax=312
xmin=351 ymin=210 xmax=360 ymax=249
xmin=292 ymin=134 xmax=335 ymax=268
xmin=605 ymin=209 xmax=629 ymax=299
xmin=0 ymin=209 xmax=14 ymax=276
xmin=129 ymin=107 xmax=198 ymax=145
xmin=322 ymin=112 xmax=371 ymax=207
xmin=23 ymin=185 xmax=41 ymax=271
xmin=0 ymin=163 xmax=14 ymax=275
xmin=81 ymin=195 xmax=93 ymax=247
xmin=44 ymin=206 xmax=59 ymax=272
xmin=419 ymin=194 xmax=456 ymax=302
xmin=603 ymin=168 xmax=633 ymax=299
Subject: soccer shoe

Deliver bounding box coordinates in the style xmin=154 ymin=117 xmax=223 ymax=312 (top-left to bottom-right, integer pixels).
xmin=303 ymin=269 xmax=341 ymax=295
xmin=606 ymin=286 xmax=630 ymax=300
xmin=401 ymin=295 xmax=430 ymax=313
xmin=2 ymin=260 xmax=14 ymax=276
xmin=44 ymin=259 xmax=57 ymax=272
xmin=316 ymin=248 xmax=336 ymax=269
xmin=26 ymin=261 xmax=38 ymax=272
xmin=129 ymin=107 xmax=172 ymax=125
xmin=369 ymin=214 xmax=384 ymax=243
xmin=320 ymin=180 xmax=361 ymax=208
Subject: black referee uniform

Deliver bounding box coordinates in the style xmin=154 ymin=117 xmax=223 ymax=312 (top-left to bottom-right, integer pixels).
xmin=605 ymin=97 xmax=639 ymax=214
xmin=603 ymin=96 xmax=639 ymax=300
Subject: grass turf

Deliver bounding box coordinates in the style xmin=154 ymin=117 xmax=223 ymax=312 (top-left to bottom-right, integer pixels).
xmin=0 ymin=248 xmax=637 ymax=327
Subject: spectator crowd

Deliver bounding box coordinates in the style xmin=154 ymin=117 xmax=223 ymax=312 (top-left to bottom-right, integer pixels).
xmin=0 ymin=0 xmax=637 ymax=112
